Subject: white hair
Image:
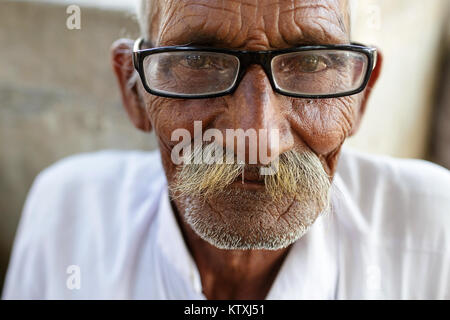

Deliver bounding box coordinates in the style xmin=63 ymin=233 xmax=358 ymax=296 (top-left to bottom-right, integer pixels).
xmin=136 ymin=0 xmax=152 ymax=41
xmin=348 ymin=0 xmax=357 ymax=38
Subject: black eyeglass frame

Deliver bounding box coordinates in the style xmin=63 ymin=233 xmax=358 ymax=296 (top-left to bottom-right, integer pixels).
xmin=133 ymin=38 xmax=377 ymax=99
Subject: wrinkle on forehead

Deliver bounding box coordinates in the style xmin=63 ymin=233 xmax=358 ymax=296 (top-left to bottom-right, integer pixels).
xmin=152 ymin=0 xmax=350 ymax=49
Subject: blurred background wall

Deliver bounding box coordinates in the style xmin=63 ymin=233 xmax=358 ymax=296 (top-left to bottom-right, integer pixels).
xmin=0 ymin=0 xmax=449 ymax=291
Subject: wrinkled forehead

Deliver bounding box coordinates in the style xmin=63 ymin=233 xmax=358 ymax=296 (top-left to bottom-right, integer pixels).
xmin=145 ymin=0 xmax=350 ymax=49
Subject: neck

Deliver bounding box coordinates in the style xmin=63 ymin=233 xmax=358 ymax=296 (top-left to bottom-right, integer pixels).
xmin=171 ymin=200 xmax=291 ymax=300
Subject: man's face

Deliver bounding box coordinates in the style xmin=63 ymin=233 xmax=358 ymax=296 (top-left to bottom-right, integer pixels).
xmin=113 ymin=0 xmax=380 ymax=250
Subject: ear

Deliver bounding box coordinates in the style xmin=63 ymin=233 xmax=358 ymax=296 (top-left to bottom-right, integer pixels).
xmin=350 ymin=49 xmax=383 ymax=136
xmin=111 ymin=38 xmax=152 ymax=132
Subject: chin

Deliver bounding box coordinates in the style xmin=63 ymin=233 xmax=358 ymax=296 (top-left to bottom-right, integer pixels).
xmin=177 ymin=187 xmax=329 ymax=250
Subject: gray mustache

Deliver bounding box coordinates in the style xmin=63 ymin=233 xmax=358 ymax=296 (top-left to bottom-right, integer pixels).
xmin=170 ymin=144 xmax=331 ymax=203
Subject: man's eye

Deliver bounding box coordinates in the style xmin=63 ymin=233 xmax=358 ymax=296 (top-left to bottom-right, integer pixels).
xmin=180 ymin=55 xmax=211 ymax=69
xmin=280 ymin=55 xmax=328 ymax=73
xmin=297 ymin=55 xmax=328 ymax=73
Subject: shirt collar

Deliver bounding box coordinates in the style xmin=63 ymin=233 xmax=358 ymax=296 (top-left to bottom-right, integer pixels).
xmin=265 ymin=202 xmax=340 ymax=299
xmin=156 ymin=186 xmax=204 ymax=296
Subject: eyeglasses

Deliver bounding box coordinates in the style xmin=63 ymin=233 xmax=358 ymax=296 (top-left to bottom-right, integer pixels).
xmin=133 ymin=38 xmax=377 ymax=99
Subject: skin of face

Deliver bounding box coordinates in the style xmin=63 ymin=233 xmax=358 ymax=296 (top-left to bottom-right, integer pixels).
xmin=111 ymin=0 xmax=383 ymax=299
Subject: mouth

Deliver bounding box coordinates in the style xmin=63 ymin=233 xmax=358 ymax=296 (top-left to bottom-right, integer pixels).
xmin=231 ymin=167 xmax=266 ymax=189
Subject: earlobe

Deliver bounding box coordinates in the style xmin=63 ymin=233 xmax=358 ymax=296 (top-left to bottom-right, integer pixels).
xmin=111 ymin=38 xmax=152 ymax=132
xmin=350 ymin=49 xmax=383 ymax=136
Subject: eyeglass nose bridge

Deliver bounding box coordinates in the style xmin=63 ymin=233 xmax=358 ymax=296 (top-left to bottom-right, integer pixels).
xmin=233 ymin=51 xmax=278 ymax=94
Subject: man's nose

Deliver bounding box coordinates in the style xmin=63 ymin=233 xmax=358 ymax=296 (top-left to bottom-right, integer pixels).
xmin=218 ymin=65 xmax=294 ymax=164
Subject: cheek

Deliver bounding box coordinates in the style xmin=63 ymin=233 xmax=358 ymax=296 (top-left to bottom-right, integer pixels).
xmin=145 ymin=97 xmax=206 ymax=181
xmin=144 ymin=96 xmax=228 ymax=178
xmin=146 ymin=97 xmax=224 ymax=143
xmin=146 ymin=97 xmax=195 ymax=143
xmin=288 ymin=97 xmax=358 ymax=155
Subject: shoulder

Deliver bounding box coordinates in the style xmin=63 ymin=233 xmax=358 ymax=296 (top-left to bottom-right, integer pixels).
xmin=2 ymin=150 xmax=166 ymax=299
xmin=25 ymin=149 xmax=167 ymax=239
xmin=336 ymin=147 xmax=450 ymax=249
xmin=337 ymin=147 xmax=450 ymax=200
xmin=25 ymin=149 xmax=167 ymax=227
xmin=35 ymin=149 xmax=164 ymax=191
xmin=334 ymin=148 xmax=450 ymax=298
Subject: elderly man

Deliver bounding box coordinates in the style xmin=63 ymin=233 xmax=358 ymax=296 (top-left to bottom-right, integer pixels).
xmin=3 ymin=0 xmax=450 ymax=300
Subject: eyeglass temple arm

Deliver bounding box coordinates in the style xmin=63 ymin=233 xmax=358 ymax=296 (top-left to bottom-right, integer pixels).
xmin=132 ymin=37 xmax=144 ymax=70
xmin=372 ymin=50 xmax=378 ymax=70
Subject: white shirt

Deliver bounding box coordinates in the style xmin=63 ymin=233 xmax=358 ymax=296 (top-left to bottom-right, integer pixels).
xmin=3 ymin=148 xmax=450 ymax=299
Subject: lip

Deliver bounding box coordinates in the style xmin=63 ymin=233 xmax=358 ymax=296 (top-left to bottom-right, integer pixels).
xmin=231 ymin=174 xmax=266 ymax=190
